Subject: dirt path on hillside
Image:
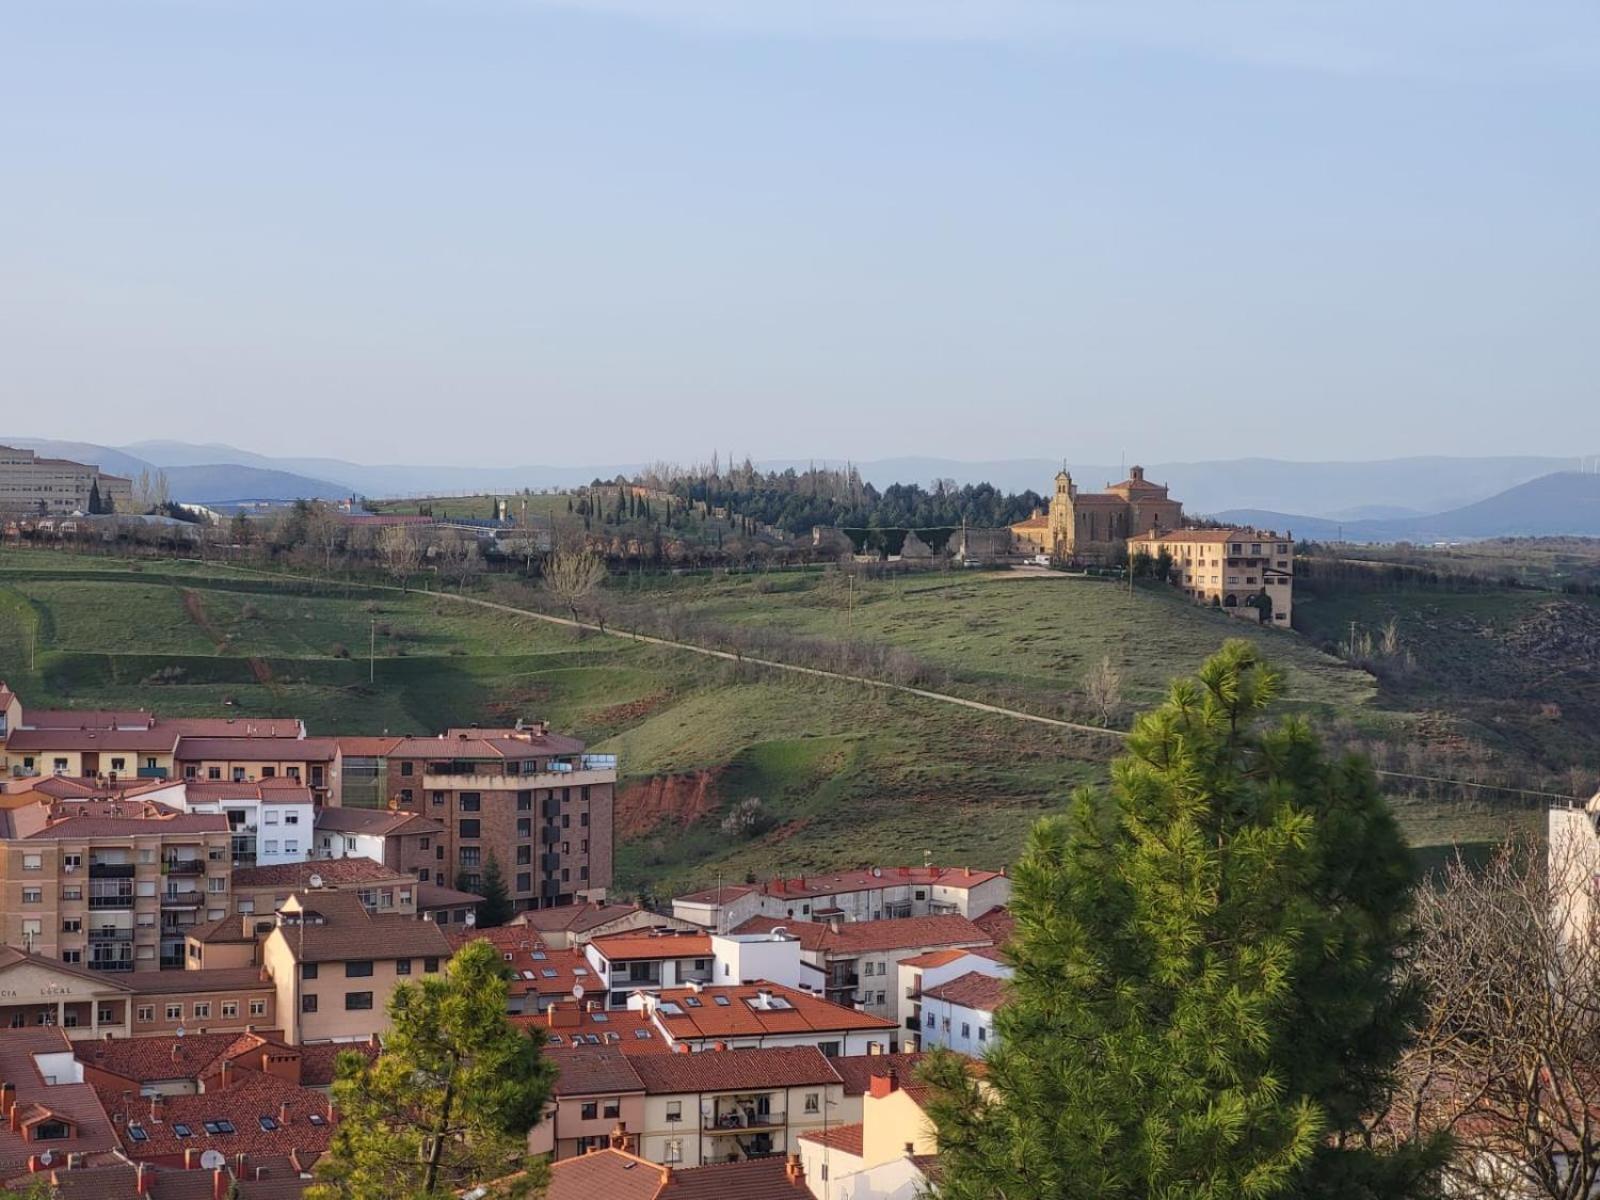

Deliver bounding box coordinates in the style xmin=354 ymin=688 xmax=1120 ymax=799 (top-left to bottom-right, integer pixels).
xmin=180 ymin=588 xmax=276 ymax=686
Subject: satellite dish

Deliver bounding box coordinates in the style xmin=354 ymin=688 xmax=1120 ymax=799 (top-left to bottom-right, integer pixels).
xmin=571 ymin=984 xmax=585 ymax=1001
xmin=175 ymin=1026 xmax=186 ymax=1039
xmin=464 ymin=911 xmax=476 ymax=927
xmin=308 ymin=873 xmax=323 ymax=890
xmin=37 ymin=1151 xmax=53 ymax=1167
xmin=200 ymin=1150 xmax=226 ymax=1170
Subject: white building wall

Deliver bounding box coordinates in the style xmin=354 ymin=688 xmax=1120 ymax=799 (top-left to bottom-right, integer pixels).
xmin=918 ymin=998 xmax=994 ymax=1057
xmin=712 ymin=933 xmax=806 ymax=991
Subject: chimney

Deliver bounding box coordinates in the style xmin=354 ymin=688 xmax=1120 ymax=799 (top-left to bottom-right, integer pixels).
xmin=0 ymin=1082 xmax=14 ymax=1119
xmin=212 ymin=1166 xmax=229 ymax=1200
xmin=185 ymin=1148 xmax=199 ymax=1170
xmin=963 ymin=865 xmax=972 ymax=878
xmin=607 ymin=1121 xmax=632 ymax=1151
xmin=278 ymin=1101 xmax=290 ymax=1126
xmin=673 ymin=1043 xmax=691 ymax=1055
xmin=149 ymin=1094 xmax=164 ymax=1123
xmin=219 ymin=1059 xmax=234 ymax=1090
xmin=784 ymin=1153 xmax=805 ymax=1185
xmin=135 ymin=1162 xmax=152 ymax=1196
xmin=9 ymin=1102 xmax=20 ymax=1133
xmin=869 ymin=1068 xmax=900 ymax=1099
xmin=712 ymin=1042 xmax=727 ymax=1053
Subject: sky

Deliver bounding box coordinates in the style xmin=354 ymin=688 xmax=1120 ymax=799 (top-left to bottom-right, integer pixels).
xmin=2 ymin=0 xmax=1598 ymax=468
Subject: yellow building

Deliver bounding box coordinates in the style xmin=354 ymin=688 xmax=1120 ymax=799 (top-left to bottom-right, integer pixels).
xmin=1129 ymin=527 xmax=1294 ymax=627
xmin=1040 ymin=465 xmax=1183 ymax=564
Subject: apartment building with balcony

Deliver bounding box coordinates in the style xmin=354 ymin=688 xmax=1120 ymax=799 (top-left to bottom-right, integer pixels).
xmin=585 ymin=930 xmax=714 ymax=1008
xmin=384 ymin=726 xmax=616 ymax=910
xmin=174 ymin=738 xmax=338 ymax=807
xmin=1128 ymin=526 xmax=1295 ymax=626
xmin=0 ymin=796 xmax=234 ymax=974
xmin=173 ymin=780 xmax=314 ymax=867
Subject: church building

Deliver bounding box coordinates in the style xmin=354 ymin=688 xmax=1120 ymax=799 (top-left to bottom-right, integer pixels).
xmin=1016 ymin=465 xmax=1183 ymax=564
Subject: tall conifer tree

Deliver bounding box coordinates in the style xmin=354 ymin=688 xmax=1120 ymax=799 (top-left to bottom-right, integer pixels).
xmin=924 ymin=640 xmax=1445 ymax=1200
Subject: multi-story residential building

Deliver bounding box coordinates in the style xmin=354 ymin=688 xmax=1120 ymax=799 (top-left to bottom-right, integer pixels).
xmin=383 ymin=727 xmax=617 ymax=909
xmin=730 ymin=915 xmax=993 ymax=1031
xmin=0 ymin=795 xmax=234 ymax=973
xmin=311 ymin=805 xmax=443 ymax=878
xmin=1128 ymin=526 xmax=1295 ymax=626
xmin=513 ymin=901 xmax=697 ymax=950
xmin=260 ymin=890 xmax=453 ymax=1045
xmin=796 ymin=1063 xmax=941 ymax=1200
xmin=0 ymin=445 xmax=132 ymax=516
xmin=174 ymin=780 xmax=314 ymax=866
xmin=535 ymin=1046 xmax=845 ymax=1168
xmin=586 ymin=930 xmax=714 ymax=1008
xmin=174 ymin=737 xmax=338 ymax=807
xmin=917 ymin=970 xmax=1008 ymax=1056
xmin=673 ymin=865 xmax=1010 ymax=932
xmin=898 ymin=947 xmax=1010 ymax=1051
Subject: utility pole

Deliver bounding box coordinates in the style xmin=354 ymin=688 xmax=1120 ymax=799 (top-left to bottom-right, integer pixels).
xmin=369 ymin=619 xmax=376 ymax=684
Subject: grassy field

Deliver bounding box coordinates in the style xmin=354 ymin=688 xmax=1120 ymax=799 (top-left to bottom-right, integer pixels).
xmin=0 ymin=545 xmax=1546 ymax=897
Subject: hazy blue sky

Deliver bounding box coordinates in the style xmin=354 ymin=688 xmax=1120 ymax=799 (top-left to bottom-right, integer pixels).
xmin=3 ymin=1 xmax=1597 ymax=466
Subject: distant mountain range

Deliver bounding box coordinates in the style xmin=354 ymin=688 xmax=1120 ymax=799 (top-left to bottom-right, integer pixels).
xmin=6 ymin=437 xmax=1600 ymax=540
xmin=1215 ymin=471 xmax=1600 ymax=543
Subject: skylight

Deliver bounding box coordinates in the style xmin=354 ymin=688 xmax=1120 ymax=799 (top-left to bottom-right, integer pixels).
xmin=531 ymin=952 xmax=546 ymax=961
xmin=714 ymin=996 xmax=731 ymax=1006
xmin=173 ymin=1123 xmax=192 ymax=1138
xmin=259 ymin=1116 xmax=279 ymax=1131
xmin=590 ymin=1012 xmax=609 ymax=1023
xmin=633 ymin=1029 xmax=653 ymax=1040
xmin=684 ymin=997 xmax=702 ymax=1007
xmin=128 ymin=1124 xmax=148 ymax=1143
xmin=541 ymin=968 xmax=557 ymax=978
xmin=658 ymin=1002 xmax=684 ymax=1015
xmin=308 ymin=1113 xmax=327 ymax=1126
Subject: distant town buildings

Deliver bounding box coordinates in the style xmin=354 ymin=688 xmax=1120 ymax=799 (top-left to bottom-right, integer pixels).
xmin=0 ymin=445 xmax=132 ymax=516
xmin=1130 ymin=526 xmax=1296 ymax=625
xmin=1011 ymin=464 xmax=1184 ymax=564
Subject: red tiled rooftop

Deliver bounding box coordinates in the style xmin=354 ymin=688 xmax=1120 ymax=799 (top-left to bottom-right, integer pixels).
xmin=590 ymin=931 xmax=713 ymax=961
xmin=921 ymin=970 xmax=1008 ymax=1013
xmin=661 ymin=1155 xmax=811 ymax=1199
xmin=731 ymin=915 xmax=991 ymax=956
xmin=799 ymin=1121 xmax=864 ymax=1155
xmin=830 ymin=1052 xmax=927 ymax=1097
xmin=100 ymin=1071 xmax=334 ymax=1163
xmin=647 ymin=982 xmax=897 ymax=1041
xmin=232 ymin=857 xmax=403 ymax=889
xmin=546 ymin=1148 xmax=668 ymax=1200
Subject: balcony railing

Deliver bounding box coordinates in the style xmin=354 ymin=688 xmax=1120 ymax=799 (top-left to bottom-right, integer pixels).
xmin=160 ymin=890 xmax=203 ymax=908
xmin=88 ymin=863 xmax=135 ymax=879
xmin=89 ymin=894 xmax=134 ymax=910
xmin=87 ymin=959 xmax=134 ymax=972
xmin=137 ymin=767 xmax=168 ymax=779
xmin=87 ymin=928 xmax=133 ymax=943
xmin=705 ymin=1112 xmax=784 ymax=1133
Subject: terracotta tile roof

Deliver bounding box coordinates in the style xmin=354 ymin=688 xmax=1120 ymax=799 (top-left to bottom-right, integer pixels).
xmin=18 ymin=810 xmax=229 ymax=840
xmin=173 ymin=737 xmax=335 ymax=762
xmin=313 ymin=807 xmax=442 ymax=836
xmin=730 ymin=915 xmax=991 ymax=956
xmin=674 ymin=882 xmax=758 ymax=906
xmin=921 ymin=970 xmax=1008 ymax=1013
xmin=0 ymin=945 xmax=136 ymax=991
xmin=514 ymin=902 xmax=646 ymax=934
xmin=126 ymin=967 xmax=274 ymax=995
xmin=333 ymin=736 xmax=406 ymax=756
xmin=1009 ymin=515 xmax=1050 ymax=530
xmin=661 ymin=1156 xmax=811 ymax=1199
xmin=829 ymin=1052 xmax=927 ymax=1097
xmin=798 ymin=1121 xmax=863 ymax=1155
xmin=416 ymin=882 xmax=483 ymax=910
xmin=295 ymin=1040 xmax=379 ymax=1088
xmin=899 ymin=948 xmax=972 ymax=969
xmin=24 ymin=1164 xmax=313 ymax=1200
xmin=4 ymin=728 xmax=178 ymax=751
xmin=100 ymin=1070 xmax=334 ymax=1164
xmin=518 ymin=1005 xmax=672 ymax=1055
xmin=75 ymin=1032 xmax=260 ymax=1085
xmin=275 ymin=891 xmax=453 ymax=963
xmin=546 ymin=1148 xmax=668 ymax=1200
xmin=14 ymin=708 xmax=153 ymax=730
xmin=232 ymin=857 xmax=402 ymax=889
xmin=628 ymin=1046 xmax=839 ymax=1095
xmin=182 ymin=781 xmax=314 ymax=805
xmin=647 ymin=983 xmax=897 ymax=1042
xmin=161 ymin=718 xmax=305 ymax=739
xmin=971 ymin=904 xmax=1013 ymax=941
xmin=385 ymin=730 xmax=585 ymax=759
xmin=452 ymin=928 xmax=595 ymax=1001
xmin=0 ymin=1029 xmax=122 ymax=1178
xmin=681 ymin=866 xmax=1005 ymax=905
xmin=546 ymin=1046 xmax=646 ymax=1097
xmin=590 ymin=932 xmax=712 ymax=962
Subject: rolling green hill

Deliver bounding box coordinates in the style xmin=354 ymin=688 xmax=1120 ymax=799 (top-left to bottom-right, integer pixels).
xmin=0 ymin=547 xmax=1548 ymax=896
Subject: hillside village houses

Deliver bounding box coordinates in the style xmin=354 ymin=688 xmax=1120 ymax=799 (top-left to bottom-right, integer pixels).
xmin=671 ymin=865 xmax=1011 ymax=932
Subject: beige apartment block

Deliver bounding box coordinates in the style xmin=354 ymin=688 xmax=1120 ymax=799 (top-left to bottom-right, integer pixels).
xmin=1130 ymin=527 xmax=1295 ymax=626
xmin=0 ymin=445 xmax=132 ymax=516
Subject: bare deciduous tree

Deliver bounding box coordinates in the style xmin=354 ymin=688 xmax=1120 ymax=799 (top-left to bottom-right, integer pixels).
xmin=434 ymin=531 xmax=481 ymax=592
xmin=377 ymin=525 xmax=421 ymax=589
xmin=1083 ymin=654 xmax=1123 ymax=726
xmin=1382 ymin=827 xmax=1600 ymax=1199
xmin=542 ymin=548 xmax=607 ymax=632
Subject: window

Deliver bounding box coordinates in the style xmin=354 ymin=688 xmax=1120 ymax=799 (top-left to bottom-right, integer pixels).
xmin=401 ymin=761 xmax=414 ymax=777
xmin=166 ymin=1004 xmax=183 ymax=1020
xmin=173 ymin=1123 xmax=192 ymax=1138
xmin=250 ymin=1000 xmax=266 ymax=1017
xmin=666 ymin=1101 xmax=682 ymax=1122
xmin=399 ymin=789 xmax=413 ymax=805
xmin=459 ymin=847 xmax=480 ymax=867
xmin=345 ymin=961 xmax=374 ymax=978
xmin=805 ymin=1092 xmax=820 ymax=1113
xmin=432 ymin=792 xmax=445 ymax=806
xmin=62 ymin=918 xmax=81 ymax=933
xmin=978 ymin=1026 xmax=988 ymax=1042
xmin=961 ymin=1022 xmax=971 ymax=1039
xmin=302 ymin=994 xmax=319 ymax=1013
xmin=420 ymin=837 xmax=430 ymax=851
xmin=665 ymin=1139 xmax=682 ymax=1164
xmin=460 ymin=793 xmax=481 ymax=812
xmin=818 ymin=1040 xmax=840 ymax=1057
xmin=61 ymin=886 xmax=81 ymax=901
xmin=97 ymin=1004 xmax=116 ymax=1024
xmin=138 ymin=1005 xmax=154 ymax=1023
xmin=208 ymin=877 xmax=226 ymax=893
xmin=53 ymin=758 xmax=68 ymax=773
xmin=346 ymin=991 xmax=373 ymax=1012
xmin=396 ymin=959 xmax=411 ymax=975
xmin=459 ymin=819 xmax=480 ymax=839
xmin=208 ymin=767 xmax=222 ymax=780
xmin=21 ymin=888 xmax=40 ymax=904
xmin=516 ymin=819 xmax=531 ymax=838
xmin=264 ymin=811 xmax=280 ymax=825
xmin=111 ymin=757 xmax=126 ymax=772
xmin=423 ymin=957 xmax=440 ymax=973
xmin=259 ymin=1116 xmax=279 ymax=1131
xmin=263 ymin=840 xmax=278 ymax=854
xmin=232 ymin=768 xmax=246 ymax=782
xmin=33 ymin=1120 xmax=70 ymax=1141
xmin=22 ymin=853 xmax=40 ymax=871
xmin=222 ymin=1002 xmax=238 ymax=1018
xmin=285 ymin=811 xmax=299 ymax=825
xmin=262 ymin=767 xmax=276 ymax=779
xmin=580 ymin=1102 xmax=598 ymax=1121
xmin=302 ymin=963 xmax=319 ymax=980
xmin=602 ymin=1100 xmax=620 ymax=1119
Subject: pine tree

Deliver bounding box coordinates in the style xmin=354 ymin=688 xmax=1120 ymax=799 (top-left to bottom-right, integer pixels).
xmin=86 ymin=480 xmax=102 ymax=515
xmin=308 ymin=940 xmax=554 ymax=1200
xmin=476 ymin=853 xmax=514 ymax=928
xmin=923 ymin=640 xmax=1445 ymax=1200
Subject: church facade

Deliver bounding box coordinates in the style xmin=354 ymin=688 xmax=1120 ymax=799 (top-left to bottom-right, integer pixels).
xmin=1018 ymin=465 xmax=1183 ymax=564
